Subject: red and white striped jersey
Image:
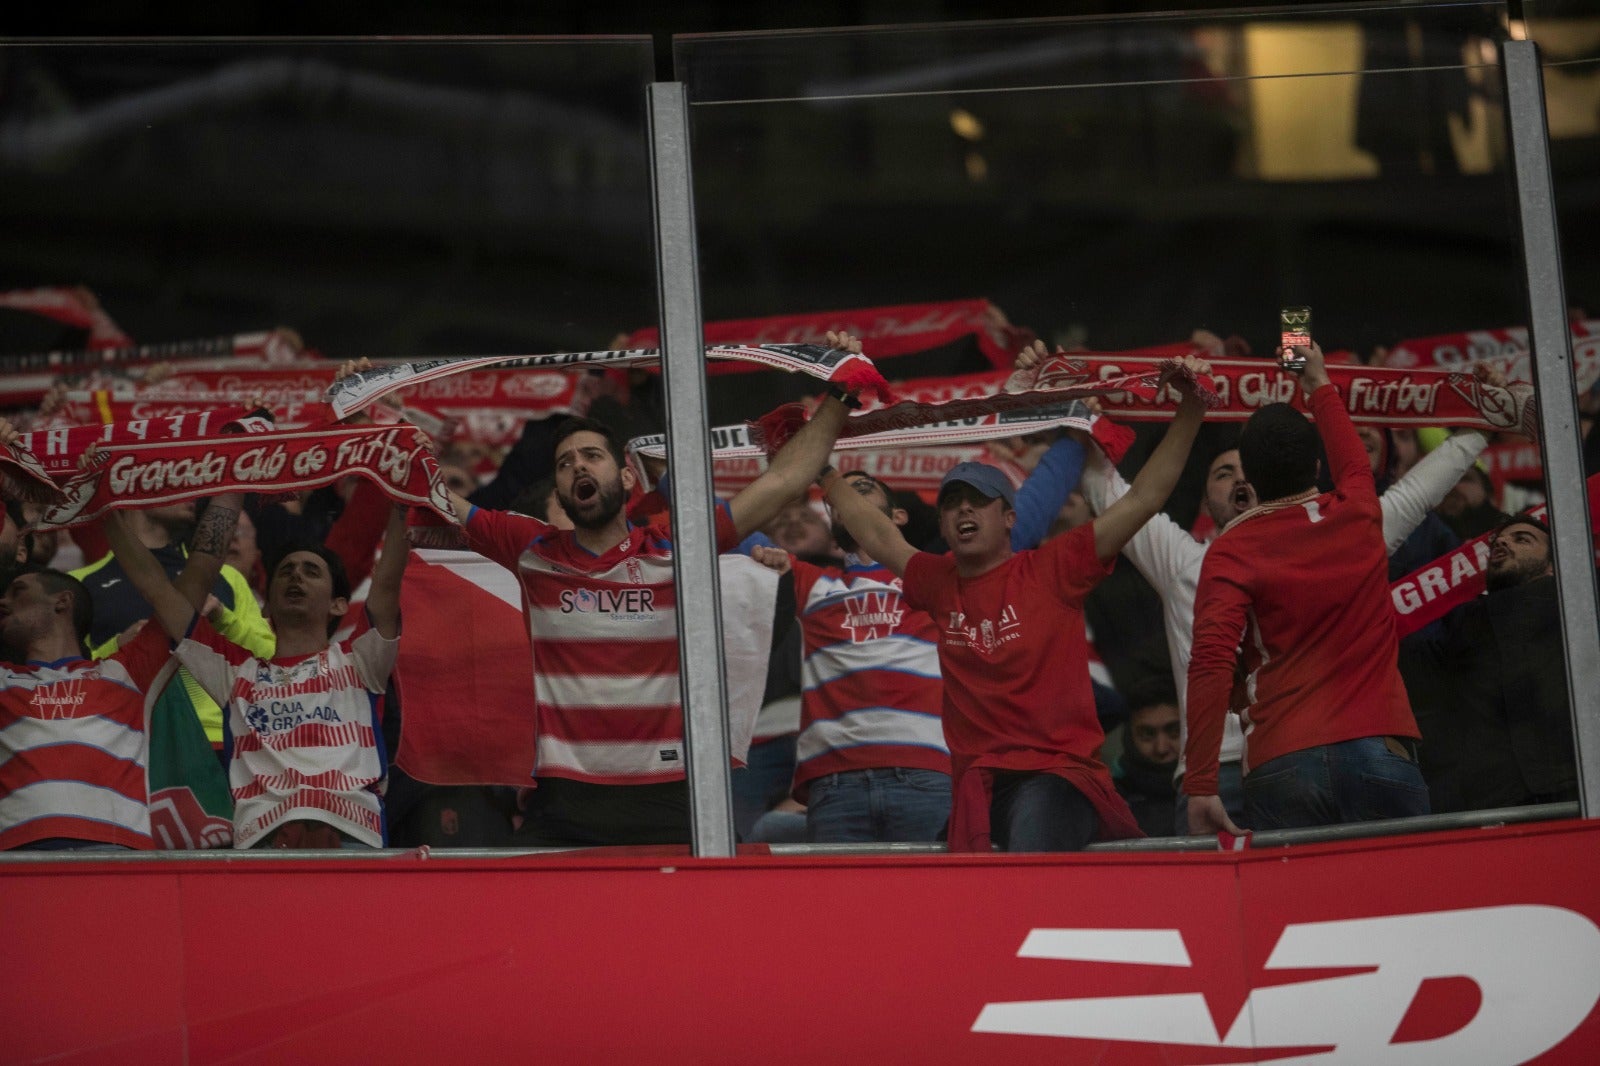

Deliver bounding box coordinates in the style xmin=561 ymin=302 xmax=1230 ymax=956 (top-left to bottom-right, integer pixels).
xmin=790 ymin=558 xmax=948 ymax=802
xmin=465 ymin=506 xmax=739 ymax=785
xmin=177 ymin=620 xmax=396 ymax=849
xmin=0 ymin=624 xmax=176 ymax=850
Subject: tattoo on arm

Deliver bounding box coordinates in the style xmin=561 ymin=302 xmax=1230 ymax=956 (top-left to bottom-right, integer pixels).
xmin=191 ymin=504 xmax=239 ymax=558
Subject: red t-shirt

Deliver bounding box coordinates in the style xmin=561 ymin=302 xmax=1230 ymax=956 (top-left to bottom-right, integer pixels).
xmin=902 ymin=523 xmax=1140 ymax=847
xmin=1184 ymin=384 xmax=1419 ymax=796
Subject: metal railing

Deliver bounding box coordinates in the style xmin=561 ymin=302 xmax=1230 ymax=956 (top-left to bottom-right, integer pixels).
xmin=0 ymin=802 xmax=1576 ymax=864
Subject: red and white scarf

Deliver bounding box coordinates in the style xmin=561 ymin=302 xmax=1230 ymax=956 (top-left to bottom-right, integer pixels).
xmin=325 ymin=343 xmax=894 ymax=421
xmin=0 ymin=323 xmax=301 ymax=406
xmin=56 ymin=390 xmax=331 ymax=431
xmin=1479 ymin=442 xmax=1545 ymax=488
xmin=14 ymin=409 xmax=271 ymax=479
xmin=0 ymin=286 xmax=132 ymax=350
xmin=0 ymin=447 xmax=62 ymax=507
xmin=54 ymin=360 xmax=585 ymax=445
xmin=620 ymin=298 xmax=1029 ymax=373
xmin=1013 ymin=353 xmax=1538 ymax=435
xmin=1385 ymin=319 xmax=1600 ymax=392
xmin=749 ymin=359 xmax=1220 ymax=454
xmin=27 ymin=423 xmax=454 ymax=531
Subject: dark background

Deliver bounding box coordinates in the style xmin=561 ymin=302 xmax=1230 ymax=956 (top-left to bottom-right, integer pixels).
xmin=2 ymin=0 xmax=1596 ymax=422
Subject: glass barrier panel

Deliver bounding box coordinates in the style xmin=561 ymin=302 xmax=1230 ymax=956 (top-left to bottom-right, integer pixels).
xmin=671 ymin=2 xmax=1591 ymax=845
xmin=1524 ymin=0 xmax=1600 ymax=813
xmin=0 ymin=37 xmax=667 ymax=855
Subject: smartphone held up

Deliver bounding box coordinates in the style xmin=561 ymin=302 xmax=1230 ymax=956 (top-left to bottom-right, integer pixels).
xmin=1279 ymin=306 xmax=1312 ymax=372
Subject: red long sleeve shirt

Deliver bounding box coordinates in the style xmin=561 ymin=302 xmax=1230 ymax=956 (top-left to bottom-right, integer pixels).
xmin=1183 ymin=385 xmax=1418 ymax=796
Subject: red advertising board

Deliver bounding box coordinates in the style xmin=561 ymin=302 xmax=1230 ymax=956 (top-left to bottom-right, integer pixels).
xmin=3 ymin=819 xmax=1598 ymax=1065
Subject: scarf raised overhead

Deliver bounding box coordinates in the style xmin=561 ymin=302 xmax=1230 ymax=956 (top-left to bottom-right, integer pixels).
xmin=324 ymin=343 xmax=893 ymax=421
xmin=26 ymin=423 xmax=454 ymax=531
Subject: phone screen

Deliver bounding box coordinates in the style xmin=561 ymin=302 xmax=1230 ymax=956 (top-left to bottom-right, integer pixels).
xmin=1280 ymin=306 xmax=1312 ymax=368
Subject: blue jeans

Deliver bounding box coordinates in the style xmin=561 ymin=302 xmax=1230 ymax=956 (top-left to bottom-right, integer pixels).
xmin=747 ymin=808 xmax=808 ymax=844
xmin=14 ymin=840 xmax=133 ymax=852
xmin=1175 ymin=760 xmax=1247 ymax=834
xmin=731 ymin=734 xmax=798 ymax=842
xmin=989 ymin=772 xmax=1099 ymax=853
xmin=805 ymin=767 xmax=951 ymax=843
xmin=1244 ymin=736 xmax=1430 ymax=830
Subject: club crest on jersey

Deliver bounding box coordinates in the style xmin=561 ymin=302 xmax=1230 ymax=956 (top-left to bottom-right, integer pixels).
xmin=944 ymin=604 xmax=1021 ymax=654
xmin=625 ymin=558 xmax=644 ymax=585
xmin=841 ymin=589 xmax=905 ymax=643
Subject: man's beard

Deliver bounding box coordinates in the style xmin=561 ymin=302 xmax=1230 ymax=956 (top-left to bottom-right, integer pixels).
xmin=558 ymin=480 xmax=625 ymax=531
xmin=1485 ymin=557 xmax=1549 ymax=592
xmin=0 ymin=573 xmax=23 ymax=660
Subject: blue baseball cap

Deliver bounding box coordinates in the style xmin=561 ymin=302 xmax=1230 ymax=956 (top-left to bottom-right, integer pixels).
xmin=938 ymin=462 xmax=1016 ymax=507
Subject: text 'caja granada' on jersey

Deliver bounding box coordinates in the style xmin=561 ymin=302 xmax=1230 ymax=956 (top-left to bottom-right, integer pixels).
xmin=0 ymin=623 xmax=175 ymax=850
xmin=465 ymin=505 xmax=740 ymax=786
xmin=177 ymin=619 xmax=397 ymax=849
xmin=790 ymin=557 xmax=949 ymax=802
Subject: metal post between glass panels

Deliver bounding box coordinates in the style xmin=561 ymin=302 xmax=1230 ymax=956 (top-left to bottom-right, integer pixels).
xmin=647 ymin=82 xmax=738 ymax=857
xmin=1502 ymin=39 xmax=1600 ymax=819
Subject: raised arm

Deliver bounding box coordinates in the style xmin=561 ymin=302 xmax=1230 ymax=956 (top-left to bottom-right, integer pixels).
xmin=1380 ymin=430 xmax=1487 ymax=551
xmin=1008 ymin=432 xmax=1084 ymax=550
xmin=1288 ymin=342 xmax=1371 ymax=498
xmin=820 ymin=468 xmax=917 ymax=577
xmin=1378 ymin=360 xmax=1507 ymax=551
xmin=101 ymin=492 xmax=243 ymax=641
xmin=362 ymin=505 xmax=410 ymax=640
xmin=727 ymin=330 xmax=858 ymax=538
xmin=1004 ymin=345 xmax=1089 ymax=550
xmin=1090 ymin=356 xmax=1209 ymax=564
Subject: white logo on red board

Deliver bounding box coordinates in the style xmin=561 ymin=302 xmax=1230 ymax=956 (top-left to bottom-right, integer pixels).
xmin=972 ymin=905 xmax=1600 ymax=1064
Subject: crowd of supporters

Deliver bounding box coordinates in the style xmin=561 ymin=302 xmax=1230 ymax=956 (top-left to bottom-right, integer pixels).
xmin=1 ymin=311 xmax=1596 ymax=855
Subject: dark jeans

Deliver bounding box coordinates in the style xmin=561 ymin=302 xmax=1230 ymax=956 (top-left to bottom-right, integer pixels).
xmin=514 ymin=777 xmax=690 ymax=847
xmin=731 ymin=734 xmax=798 ymax=841
xmin=1244 ymin=736 xmax=1430 ymax=831
xmin=989 ymin=771 xmax=1099 ymax=853
xmin=805 ymin=767 xmax=951 ymax=843
xmin=14 ymin=839 xmax=132 ymax=852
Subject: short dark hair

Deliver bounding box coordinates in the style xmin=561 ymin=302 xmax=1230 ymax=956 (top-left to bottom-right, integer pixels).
xmin=1122 ymin=675 xmax=1179 ymax=716
xmin=1494 ymin=513 xmax=1552 ymax=546
xmin=1239 ymin=403 xmax=1319 ymax=503
xmin=267 ymin=543 xmax=352 ymax=603
xmin=266 ymin=544 xmax=351 ymax=636
xmin=22 ymin=566 xmax=94 ymax=644
xmin=552 ymin=417 xmax=626 ymax=468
